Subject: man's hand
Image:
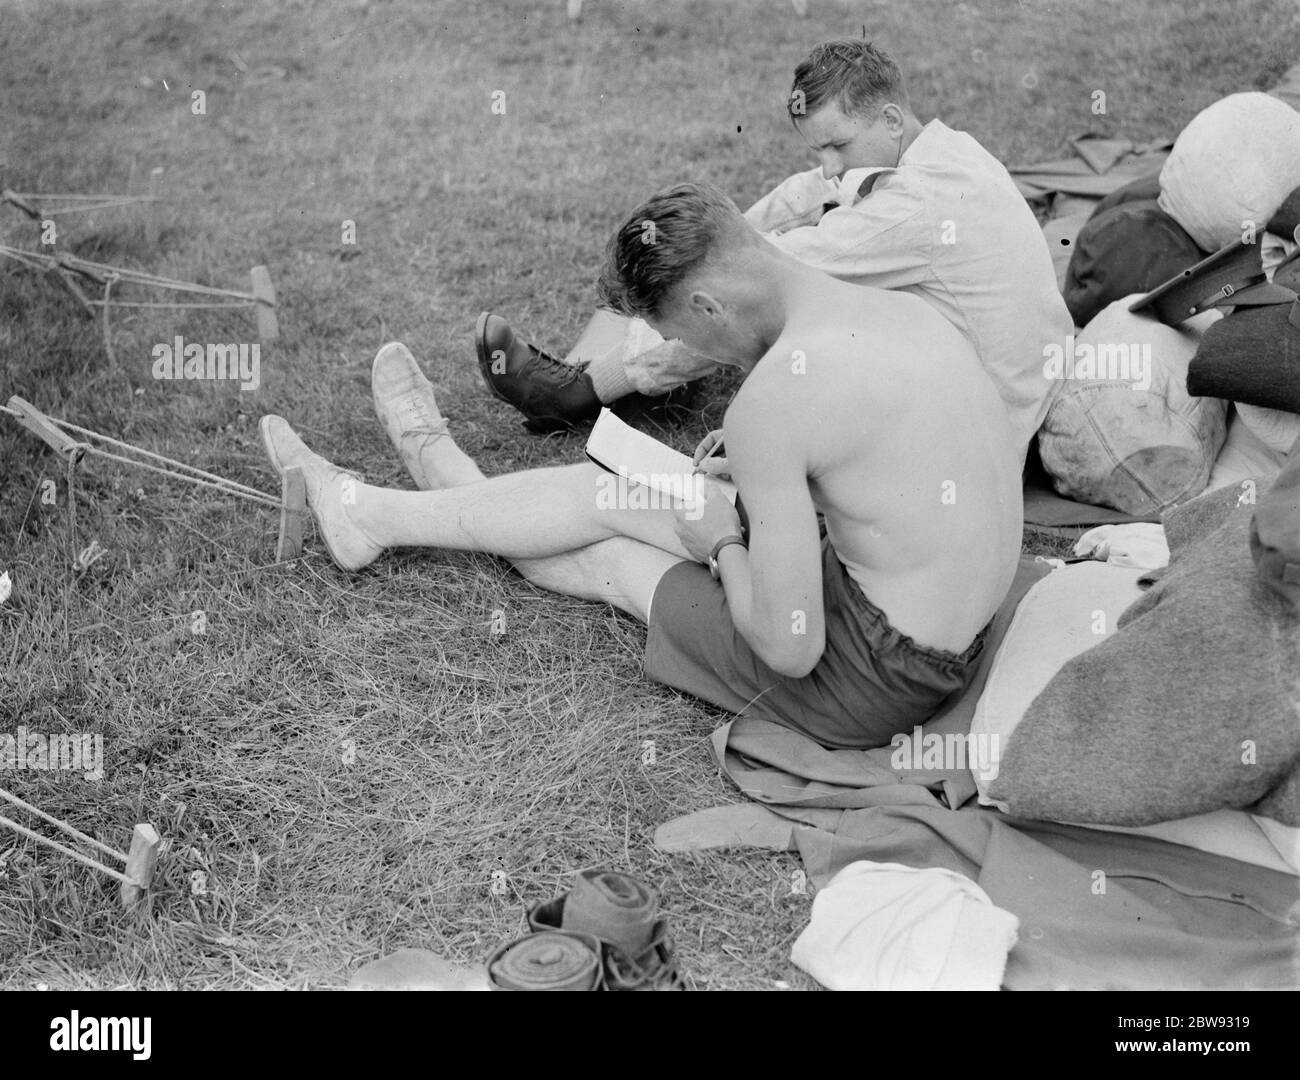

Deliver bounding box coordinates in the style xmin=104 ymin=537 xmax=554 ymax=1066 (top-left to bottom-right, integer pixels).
xmin=625 ymin=339 xmax=717 ymax=395
xmin=673 ymin=477 xmax=742 ymax=563
xmin=692 ymin=429 xmax=731 ymax=481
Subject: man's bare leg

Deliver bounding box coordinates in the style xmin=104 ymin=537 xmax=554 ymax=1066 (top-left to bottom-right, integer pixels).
xmin=264 ymin=414 xmax=688 ymax=622
xmin=365 ymin=462 xmax=689 ymax=621
xmin=373 ymin=342 xmax=684 ymax=618
xmin=348 ymin=463 xmax=689 ymax=561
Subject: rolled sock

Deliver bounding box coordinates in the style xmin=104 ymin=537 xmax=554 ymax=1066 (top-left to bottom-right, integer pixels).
xmin=587 ymin=349 xmax=637 ymax=403
xmin=587 ymin=318 xmax=666 ymax=402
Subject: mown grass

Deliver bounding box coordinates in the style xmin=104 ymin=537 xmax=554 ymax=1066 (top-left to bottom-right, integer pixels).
xmin=1 ymin=0 xmax=1296 ymax=989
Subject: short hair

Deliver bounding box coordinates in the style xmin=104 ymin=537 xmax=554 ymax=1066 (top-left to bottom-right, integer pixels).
xmin=596 ymin=182 xmax=747 ymax=321
xmin=788 ymin=39 xmax=908 ymax=121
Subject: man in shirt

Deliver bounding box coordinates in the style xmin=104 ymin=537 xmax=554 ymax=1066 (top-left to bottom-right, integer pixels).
xmin=478 ymin=38 xmax=1071 ymax=457
xmin=261 ymin=182 xmax=1023 ymax=749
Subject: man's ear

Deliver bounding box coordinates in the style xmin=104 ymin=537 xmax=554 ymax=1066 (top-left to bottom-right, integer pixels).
xmin=688 ymin=289 xmax=723 ymax=319
xmin=880 ymin=103 xmax=907 ymax=134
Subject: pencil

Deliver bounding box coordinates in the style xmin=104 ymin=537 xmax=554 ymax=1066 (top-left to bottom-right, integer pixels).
xmin=696 ymin=436 xmax=724 ymax=470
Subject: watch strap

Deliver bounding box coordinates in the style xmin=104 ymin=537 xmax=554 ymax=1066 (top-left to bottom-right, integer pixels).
xmin=709 ymin=534 xmax=747 ymax=562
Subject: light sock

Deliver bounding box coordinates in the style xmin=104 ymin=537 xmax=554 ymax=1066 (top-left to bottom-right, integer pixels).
xmin=586 ymin=348 xmax=638 ymax=403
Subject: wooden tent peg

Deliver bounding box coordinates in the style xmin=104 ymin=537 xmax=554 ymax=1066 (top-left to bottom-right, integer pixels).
xmin=119 ymin=823 xmax=161 ymax=908
xmin=250 ymin=265 xmax=278 ymax=341
xmin=6 ymin=395 xmax=85 ymax=463
xmin=143 ymin=167 xmax=164 ymax=246
xmin=275 ymin=465 xmax=306 ymax=562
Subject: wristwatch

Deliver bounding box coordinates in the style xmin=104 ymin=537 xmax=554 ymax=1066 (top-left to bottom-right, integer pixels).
xmin=708 ymin=534 xmax=747 ymax=580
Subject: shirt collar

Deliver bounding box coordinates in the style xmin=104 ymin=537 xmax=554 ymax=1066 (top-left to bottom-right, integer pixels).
xmin=832 ymin=166 xmax=892 ymax=207
xmin=832 ymin=121 xmax=942 ymax=207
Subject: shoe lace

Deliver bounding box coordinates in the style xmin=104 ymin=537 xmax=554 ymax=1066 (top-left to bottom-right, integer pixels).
xmin=527 ymin=345 xmax=586 ymax=383
xmin=400 ymin=419 xmax=453 ymax=455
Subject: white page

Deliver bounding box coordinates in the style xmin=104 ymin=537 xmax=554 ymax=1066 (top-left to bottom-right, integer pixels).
xmin=585 ymin=408 xmax=737 ymax=505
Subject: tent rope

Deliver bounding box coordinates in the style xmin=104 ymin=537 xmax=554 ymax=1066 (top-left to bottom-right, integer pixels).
xmin=0 ymin=786 xmax=127 ymax=864
xmin=1 ymin=403 xmax=281 ymax=508
xmin=0 ymin=244 xmax=270 ymax=305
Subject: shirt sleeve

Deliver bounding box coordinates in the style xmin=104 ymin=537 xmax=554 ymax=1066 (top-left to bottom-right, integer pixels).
xmin=743 ymin=166 xmax=838 ymax=235
xmin=766 ymin=180 xmax=933 ymax=288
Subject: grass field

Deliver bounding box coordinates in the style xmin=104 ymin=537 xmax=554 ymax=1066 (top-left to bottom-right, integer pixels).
xmin=1 ymin=0 xmax=1297 ymax=990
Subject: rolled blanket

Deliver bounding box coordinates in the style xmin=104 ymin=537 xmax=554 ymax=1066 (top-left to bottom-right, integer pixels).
xmin=487 ymin=931 xmax=603 ymax=991
xmin=560 ymin=869 xmax=660 ymax=956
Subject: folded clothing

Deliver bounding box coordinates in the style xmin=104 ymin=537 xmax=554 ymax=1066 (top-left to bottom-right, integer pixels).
xmin=1186 ymin=301 xmax=1300 ymax=415
xmin=790 ymin=860 xmax=1019 ymax=990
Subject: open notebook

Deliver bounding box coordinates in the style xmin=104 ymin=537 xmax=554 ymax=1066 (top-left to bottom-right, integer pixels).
xmin=585 ymin=408 xmax=737 ymax=507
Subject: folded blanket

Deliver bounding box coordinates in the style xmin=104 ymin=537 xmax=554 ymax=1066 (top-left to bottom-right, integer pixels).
xmin=988 ymin=479 xmax=1300 ymax=827
xmin=1186 ymin=301 xmax=1300 ymax=415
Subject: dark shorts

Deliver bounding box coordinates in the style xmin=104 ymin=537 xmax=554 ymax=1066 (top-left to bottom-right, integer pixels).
xmin=644 ymin=538 xmax=990 ymax=749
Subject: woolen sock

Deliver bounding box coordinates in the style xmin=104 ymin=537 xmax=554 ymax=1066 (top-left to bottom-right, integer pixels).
xmin=586 ymin=348 xmax=638 ymax=403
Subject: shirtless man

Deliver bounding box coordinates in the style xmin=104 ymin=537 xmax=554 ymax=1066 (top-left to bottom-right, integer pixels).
xmin=261 ymin=182 xmax=1023 ymax=749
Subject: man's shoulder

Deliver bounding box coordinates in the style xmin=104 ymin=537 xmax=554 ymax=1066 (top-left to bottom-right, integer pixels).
xmin=911 ymin=118 xmax=999 ymax=164
xmin=745 ymin=298 xmax=965 ymax=391
xmin=900 ymin=120 xmax=1020 ymax=193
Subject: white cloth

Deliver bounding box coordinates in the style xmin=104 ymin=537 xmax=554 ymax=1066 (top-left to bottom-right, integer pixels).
xmin=1237 ymin=403 xmax=1300 ymax=456
xmin=1074 ymin=522 xmax=1170 ymax=570
xmin=1262 ymin=228 xmax=1297 ymax=277
xmin=791 ymin=860 xmax=1019 ymax=991
xmin=1158 ymin=92 xmax=1300 ymax=253
xmin=744 ymin=120 xmax=1074 ymax=451
xmin=1206 ymin=406 xmax=1288 ymax=492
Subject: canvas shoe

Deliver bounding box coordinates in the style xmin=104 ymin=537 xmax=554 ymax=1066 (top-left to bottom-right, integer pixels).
xmin=260 ymin=415 xmax=383 ymax=572
xmin=371 ymin=341 xmax=450 ymax=490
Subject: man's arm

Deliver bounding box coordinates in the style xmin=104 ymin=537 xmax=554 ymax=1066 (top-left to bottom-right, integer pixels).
xmin=766 ymin=181 xmax=932 ymax=289
xmin=717 ymin=396 xmax=826 ymax=679
xmin=743 ymin=166 xmax=838 ymax=236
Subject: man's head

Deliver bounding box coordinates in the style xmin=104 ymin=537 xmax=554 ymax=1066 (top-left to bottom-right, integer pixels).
xmin=597 ymin=182 xmax=772 ymax=366
xmin=788 ymin=39 xmax=913 ymax=180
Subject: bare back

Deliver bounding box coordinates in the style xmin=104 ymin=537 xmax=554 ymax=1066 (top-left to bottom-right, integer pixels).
xmin=729 ymin=279 xmax=1023 ymax=652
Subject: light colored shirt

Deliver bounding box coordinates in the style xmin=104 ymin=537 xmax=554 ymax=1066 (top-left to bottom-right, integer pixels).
xmin=744 ymin=120 xmax=1072 ymax=451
